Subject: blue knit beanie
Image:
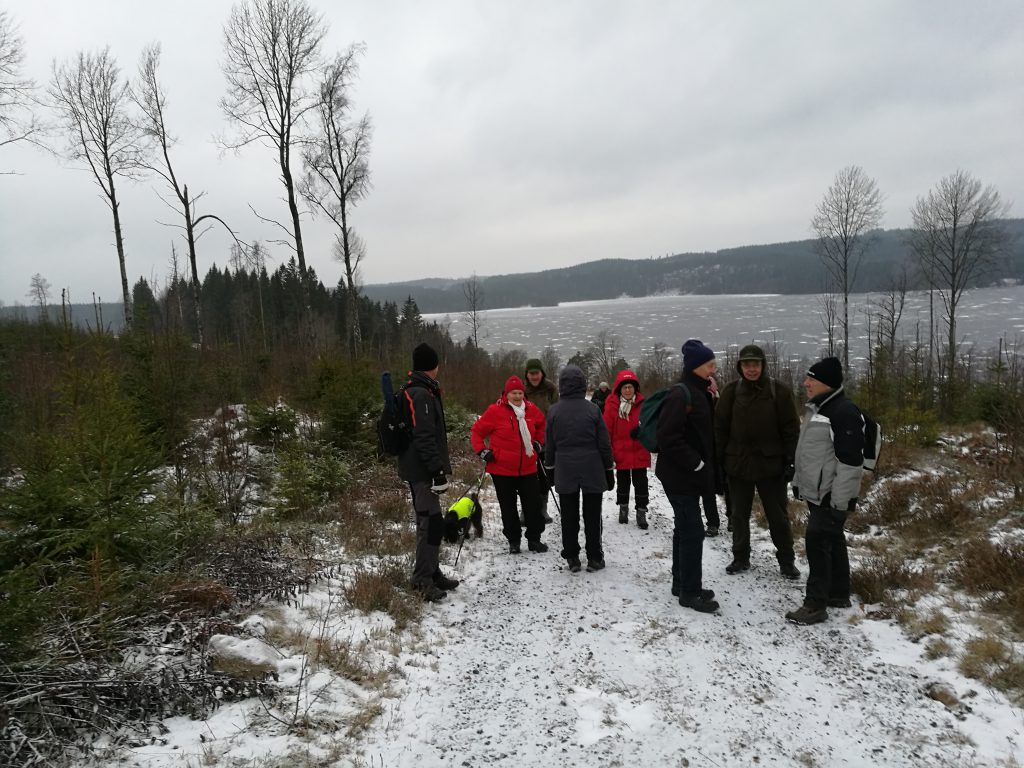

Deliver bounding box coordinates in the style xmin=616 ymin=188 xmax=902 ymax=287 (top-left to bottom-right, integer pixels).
xmin=682 ymin=339 xmax=715 ymax=372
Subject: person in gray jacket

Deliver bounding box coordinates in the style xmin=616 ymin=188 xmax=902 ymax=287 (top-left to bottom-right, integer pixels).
xmin=786 ymin=357 xmax=865 ymax=625
xmin=544 ymin=365 xmax=615 ymax=573
xmin=398 ymin=343 xmax=459 ymax=603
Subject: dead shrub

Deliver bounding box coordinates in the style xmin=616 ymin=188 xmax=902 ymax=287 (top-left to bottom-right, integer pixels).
xmin=160 ymin=578 xmax=236 ymax=614
xmin=344 ymin=560 xmax=421 ymax=630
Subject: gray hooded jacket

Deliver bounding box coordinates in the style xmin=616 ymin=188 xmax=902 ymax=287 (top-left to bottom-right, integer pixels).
xmin=544 ymin=365 xmax=613 ymax=494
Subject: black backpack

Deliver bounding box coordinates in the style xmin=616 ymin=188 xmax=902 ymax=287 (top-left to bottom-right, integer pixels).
xmin=862 ymin=411 xmax=882 ymax=471
xmin=376 ymin=371 xmax=412 ymax=457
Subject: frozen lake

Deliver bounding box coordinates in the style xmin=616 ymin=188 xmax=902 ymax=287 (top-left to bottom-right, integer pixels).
xmin=426 ymin=285 xmax=1024 ymax=369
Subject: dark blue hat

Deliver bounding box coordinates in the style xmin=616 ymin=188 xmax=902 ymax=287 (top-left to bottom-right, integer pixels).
xmin=682 ymin=339 xmax=715 ymax=372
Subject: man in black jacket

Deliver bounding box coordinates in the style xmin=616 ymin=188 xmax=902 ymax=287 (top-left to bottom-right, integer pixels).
xmin=786 ymin=357 xmax=865 ymax=625
xmin=398 ymin=343 xmax=458 ymax=603
xmin=715 ymin=344 xmax=801 ymax=579
xmin=654 ymin=339 xmax=720 ymax=613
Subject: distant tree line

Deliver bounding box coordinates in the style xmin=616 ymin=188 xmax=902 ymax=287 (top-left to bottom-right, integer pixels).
xmin=362 ymin=220 xmax=1024 ymax=313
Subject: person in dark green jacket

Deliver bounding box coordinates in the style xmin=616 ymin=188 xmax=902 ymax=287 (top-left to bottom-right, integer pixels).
xmin=714 ymin=344 xmax=801 ymax=579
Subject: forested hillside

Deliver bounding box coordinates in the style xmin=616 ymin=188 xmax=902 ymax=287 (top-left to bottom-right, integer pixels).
xmin=361 ymin=220 xmax=1024 ymax=312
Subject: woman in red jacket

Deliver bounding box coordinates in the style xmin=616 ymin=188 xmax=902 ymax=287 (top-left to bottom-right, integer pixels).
xmin=603 ymin=369 xmax=651 ymax=529
xmin=471 ymin=376 xmax=549 ymax=554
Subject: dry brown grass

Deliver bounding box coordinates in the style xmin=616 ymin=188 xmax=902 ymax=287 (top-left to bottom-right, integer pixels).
xmin=344 ymin=559 xmax=421 ymax=630
xmin=959 ymin=635 xmax=1024 ymax=702
xmin=924 ymin=637 xmax=954 ymax=660
xmin=953 ymin=538 xmax=1024 ymax=633
xmin=850 ymin=550 xmax=935 ymax=605
xmin=905 ymin=608 xmax=950 ymax=641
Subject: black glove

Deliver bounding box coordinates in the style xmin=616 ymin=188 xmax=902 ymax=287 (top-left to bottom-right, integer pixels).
xmin=430 ymin=474 xmax=449 ymax=494
xmin=532 ymin=440 xmax=543 ymax=455
xmin=629 ymin=426 xmax=640 ymax=440
xmin=782 ymin=463 xmax=795 ymax=483
xmin=605 ymin=470 xmax=615 ymax=491
xmin=792 ymin=486 xmax=800 ymax=501
xmin=478 ymin=448 xmax=495 ymax=463
xmin=829 ymin=507 xmax=848 ymax=525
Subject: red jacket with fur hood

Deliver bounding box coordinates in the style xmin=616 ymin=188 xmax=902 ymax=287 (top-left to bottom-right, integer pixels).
xmin=602 ymin=369 xmax=651 ymax=470
xmin=471 ymin=394 xmax=546 ymax=477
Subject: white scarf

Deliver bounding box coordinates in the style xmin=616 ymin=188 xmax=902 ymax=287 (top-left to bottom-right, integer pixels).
xmin=510 ymin=401 xmax=534 ymax=456
xmin=618 ymin=395 xmax=634 ymax=420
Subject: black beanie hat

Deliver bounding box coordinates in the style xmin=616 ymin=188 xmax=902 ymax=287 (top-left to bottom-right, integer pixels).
xmin=807 ymin=356 xmax=843 ymax=388
xmin=412 ymin=343 xmax=439 ymax=372
xmin=681 ymin=339 xmax=715 ymax=372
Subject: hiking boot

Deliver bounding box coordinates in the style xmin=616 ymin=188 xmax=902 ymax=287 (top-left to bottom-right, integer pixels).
xmin=725 ymin=559 xmax=750 ymax=575
xmin=679 ymin=593 xmax=720 ymax=613
xmin=636 ymin=508 xmax=648 ymax=530
xmin=675 ymin=585 xmax=714 ymax=600
xmin=433 ymin=572 xmax=460 ymax=591
xmin=414 ymin=583 xmax=447 ymax=603
xmin=671 ymin=584 xmax=680 ymax=597
xmin=785 ymin=604 xmax=827 ymax=625
xmin=780 ymin=562 xmax=801 ymax=580
xmin=542 ymin=511 xmax=553 ymax=524
xmin=527 ymin=540 xmax=549 ymax=553
xmin=618 ymin=504 xmax=629 ymax=524
xmin=509 ymin=541 xmax=521 ymax=554
xmin=586 ymin=559 xmax=606 ymax=572
xmin=705 ymin=526 xmax=719 ymax=537
xmin=567 ymin=557 xmax=582 ymax=573
xmin=827 ymin=597 xmax=852 ymax=608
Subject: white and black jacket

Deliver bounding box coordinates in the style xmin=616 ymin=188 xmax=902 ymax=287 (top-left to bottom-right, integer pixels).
xmin=793 ymin=386 xmax=864 ymax=512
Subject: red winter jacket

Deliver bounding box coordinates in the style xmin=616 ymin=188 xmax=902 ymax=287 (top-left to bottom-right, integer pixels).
xmin=470 ymin=396 xmax=546 ymax=477
xmin=603 ymin=369 xmax=651 ymax=470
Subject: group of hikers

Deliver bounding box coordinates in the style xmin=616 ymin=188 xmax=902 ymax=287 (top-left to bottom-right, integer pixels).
xmin=395 ymin=338 xmax=866 ymax=626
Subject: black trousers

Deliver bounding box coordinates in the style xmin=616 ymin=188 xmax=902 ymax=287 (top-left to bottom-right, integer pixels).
xmin=700 ymin=494 xmax=720 ymax=528
xmin=804 ymin=502 xmax=850 ymax=609
xmin=615 ymin=468 xmax=649 ymax=508
xmin=559 ymin=490 xmax=603 ymax=562
xmin=728 ymin=476 xmax=795 ymax=565
xmin=491 ymin=473 xmax=544 ymax=544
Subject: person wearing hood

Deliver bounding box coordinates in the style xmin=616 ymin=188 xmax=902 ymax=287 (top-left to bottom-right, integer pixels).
xmin=786 ymin=357 xmax=865 ymax=625
xmin=654 ymin=339 xmax=720 ymax=613
xmin=471 ymin=375 xmax=549 ymax=554
xmin=591 ymin=381 xmax=611 ymax=412
xmin=602 ymin=369 xmax=651 ymax=529
xmin=715 ymin=344 xmax=801 ymax=580
xmin=524 ymin=358 xmax=559 ymax=524
xmin=544 ymin=365 xmax=614 ymax=573
xmin=398 ymin=343 xmax=460 ymax=603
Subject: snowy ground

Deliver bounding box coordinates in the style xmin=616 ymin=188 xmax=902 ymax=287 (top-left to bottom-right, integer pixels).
xmin=105 ymin=467 xmax=1024 ymax=768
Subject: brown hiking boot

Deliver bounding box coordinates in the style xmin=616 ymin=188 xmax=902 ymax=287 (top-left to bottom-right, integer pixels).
xmin=785 ymin=604 xmax=827 ymax=625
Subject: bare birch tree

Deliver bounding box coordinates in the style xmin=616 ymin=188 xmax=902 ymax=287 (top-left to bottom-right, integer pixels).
xmin=909 ymin=170 xmax=1009 ymax=398
xmin=461 ymin=274 xmax=486 ymax=349
xmin=220 ymin=0 xmax=326 ymax=342
xmin=50 ymin=48 xmax=142 ymax=326
xmin=133 ymin=43 xmax=241 ymax=349
xmin=0 ymin=9 xmax=43 ymax=159
xmin=811 ymin=165 xmax=884 ymax=371
xmin=301 ymin=44 xmax=371 ymax=356
xmin=27 ymin=273 xmax=50 ymax=322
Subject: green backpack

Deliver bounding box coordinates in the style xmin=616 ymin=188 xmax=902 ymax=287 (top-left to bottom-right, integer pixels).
xmin=636 ymin=383 xmax=692 ymax=453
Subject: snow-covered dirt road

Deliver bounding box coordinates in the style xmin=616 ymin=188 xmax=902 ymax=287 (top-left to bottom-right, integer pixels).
xmin=359 ymin=477 xmax=1023 ymax=768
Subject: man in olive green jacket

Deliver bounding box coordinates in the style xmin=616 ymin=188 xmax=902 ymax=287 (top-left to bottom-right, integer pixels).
xmin=714 ymin=345 xmax=801 ymax=579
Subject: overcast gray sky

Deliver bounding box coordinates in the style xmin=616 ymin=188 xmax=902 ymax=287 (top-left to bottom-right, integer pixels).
xmin=1 ymin=0 xmax=1022 ymax=306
